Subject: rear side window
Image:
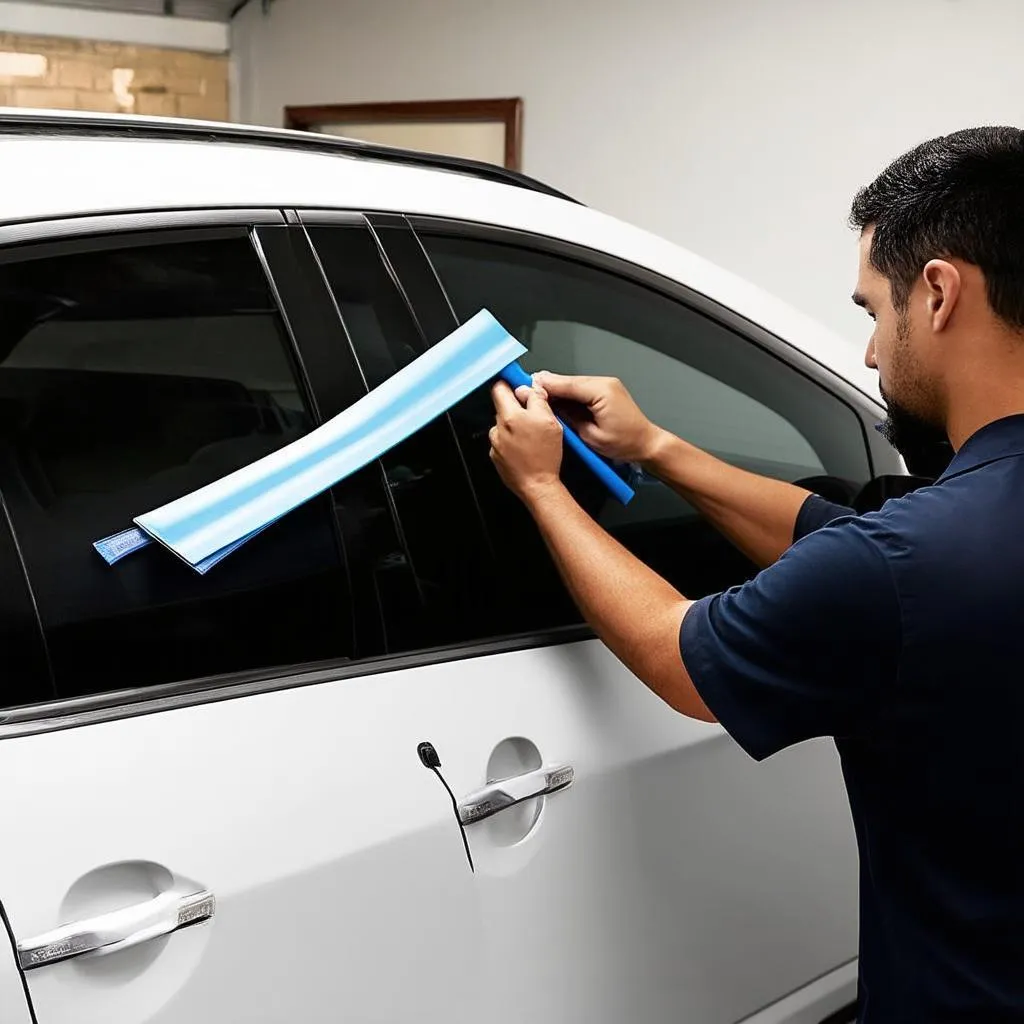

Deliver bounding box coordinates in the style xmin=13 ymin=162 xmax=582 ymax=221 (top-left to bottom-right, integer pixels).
xmin=0 ymin=232 xmax=353 ymax=702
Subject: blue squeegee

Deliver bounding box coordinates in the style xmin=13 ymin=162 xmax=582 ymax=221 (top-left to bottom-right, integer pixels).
xmin=498 ymin=361 xmax=635 ymax=506
xmin=95 ymin=310 xmax=633 ymax=573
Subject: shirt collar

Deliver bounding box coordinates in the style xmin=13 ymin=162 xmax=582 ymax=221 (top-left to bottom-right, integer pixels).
xmin=938 ymin=413 xmax=1024 ymax=482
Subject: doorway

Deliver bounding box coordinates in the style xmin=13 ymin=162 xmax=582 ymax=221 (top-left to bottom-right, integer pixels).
xmin=284 ymin=98 xmax=523 ymax=169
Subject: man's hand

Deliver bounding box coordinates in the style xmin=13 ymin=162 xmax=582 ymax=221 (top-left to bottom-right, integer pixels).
xmin=489 ymin=380 xmax=564 ymax=502
xmin=488 ymin=374 xmax=712 ymax=723
xmin=533 ymin=372 xmax=665 ymax=464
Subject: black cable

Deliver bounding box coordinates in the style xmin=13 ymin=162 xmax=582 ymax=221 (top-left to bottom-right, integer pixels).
xmin=418 ymin=742 xmax=474 ymax=872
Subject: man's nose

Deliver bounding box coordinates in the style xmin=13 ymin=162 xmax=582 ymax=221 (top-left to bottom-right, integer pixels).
xmin=864 ymin=338 xmax=878 ymax=370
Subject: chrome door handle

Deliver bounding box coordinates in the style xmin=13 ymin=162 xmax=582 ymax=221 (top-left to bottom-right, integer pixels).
xmin=18 ymin=887 xmax=215 ymax=971
xmin=458 ymin=763 xmax=574 ymax=825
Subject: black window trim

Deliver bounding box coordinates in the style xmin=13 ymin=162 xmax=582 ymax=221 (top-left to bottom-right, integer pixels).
xmin=298 ymin=213 xmax=518 ymax=656
xmin=0 ymin=207 xmax=902 ymax=739
xmin=0 ymin=207 xmax=287 ymax=251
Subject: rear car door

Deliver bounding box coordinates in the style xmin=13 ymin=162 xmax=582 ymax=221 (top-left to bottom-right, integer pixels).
xmin=0 ymin=213 xmax=481 ymax=1024
xmin=307 ymin=211 xmax=891 ymax=1024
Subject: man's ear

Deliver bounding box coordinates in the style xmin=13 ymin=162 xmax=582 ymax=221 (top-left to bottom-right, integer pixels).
xmin=921 ymin=259 xmax=961 ymax=332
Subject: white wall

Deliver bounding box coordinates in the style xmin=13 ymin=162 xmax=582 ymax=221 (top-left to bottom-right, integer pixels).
xmin=0 ymin=1 xmax=228 ymax=51
xmin=231 ymin=0 xmax=1024 ymax=347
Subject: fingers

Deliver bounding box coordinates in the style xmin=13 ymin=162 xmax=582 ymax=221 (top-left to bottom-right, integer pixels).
xmin=532 ymin=371 xmax=603 ymax=405
xmin=517 ymin=384 xmax=551 ymax=413
xmin=494 ymin=380 xmax=553 ymax=419
xmin=491 ymin=380 xmax=521 ymax=420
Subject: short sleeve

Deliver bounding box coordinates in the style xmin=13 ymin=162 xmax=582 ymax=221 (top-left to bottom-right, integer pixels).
xmin=794 ymin=494 xmax=856 ymax=541
xmin=681 ymin=517 xmax=901 ymax=761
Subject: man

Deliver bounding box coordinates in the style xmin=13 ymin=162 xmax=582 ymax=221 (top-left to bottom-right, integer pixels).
xmin=488 ymin=126 xmax=1024 ymax=1022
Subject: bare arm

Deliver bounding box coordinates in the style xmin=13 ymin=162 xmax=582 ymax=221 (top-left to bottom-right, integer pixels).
xmin=489 ymin=382 xmax=712 ymax=720
xmin=535 ymin=372 xmax=811 ymax=569
xmin=642 ymin=428 xmax=812 ymax=568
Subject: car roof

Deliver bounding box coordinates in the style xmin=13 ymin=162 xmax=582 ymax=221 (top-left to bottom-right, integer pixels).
xmin=0 ymin=109 xmax=879 ymax=403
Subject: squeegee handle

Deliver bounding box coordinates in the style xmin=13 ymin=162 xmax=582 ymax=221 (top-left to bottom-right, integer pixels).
xmin=498 ymin=362 xmax=635 ymax=505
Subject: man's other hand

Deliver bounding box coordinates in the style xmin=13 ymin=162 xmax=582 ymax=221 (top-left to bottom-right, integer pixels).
xmin=532 ymin=372 xmax=664 ymax=464
xmin=489 ymin=380 xmax=564 ymax=502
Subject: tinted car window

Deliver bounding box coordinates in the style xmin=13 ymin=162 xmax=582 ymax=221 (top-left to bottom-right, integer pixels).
xmin=0 ymin=232 xmax=353 ymax=701
xmin=0 ymin=496 xmax=51 ymax=706
xmin=420 ymin=232 xmax=873 ymax=633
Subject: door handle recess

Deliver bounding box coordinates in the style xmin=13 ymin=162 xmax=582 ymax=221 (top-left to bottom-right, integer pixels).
xmin=17 ymin=887 xmax=215 ymax=971
xmin=458 ymin=764 xmax=574 ymax=825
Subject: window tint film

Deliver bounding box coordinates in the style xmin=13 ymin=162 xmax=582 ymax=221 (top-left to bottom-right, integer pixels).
xmin=420 ymin=232 xmax=872 ymax=631
xmin=0 ymin=233 xmax=353 ymax=701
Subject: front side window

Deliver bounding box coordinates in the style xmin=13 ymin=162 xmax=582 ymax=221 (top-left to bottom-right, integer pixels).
xmin=419 ymin=232 xmax=873 ymax=635
xmin=0 ymin=232 xmax=352 ymax=701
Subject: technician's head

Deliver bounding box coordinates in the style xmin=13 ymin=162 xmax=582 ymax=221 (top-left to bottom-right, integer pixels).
xmin=849 ymin=126 xmax=1024 ymax=454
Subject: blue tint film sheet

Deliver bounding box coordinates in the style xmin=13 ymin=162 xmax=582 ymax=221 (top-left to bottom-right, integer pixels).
xmin=95 ymin=309 xmax=633 ymax=573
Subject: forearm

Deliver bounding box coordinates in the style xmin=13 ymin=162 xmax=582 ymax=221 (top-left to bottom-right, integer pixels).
xmin=642 ymin=429 xmax=811 ymax=568
xmin=525 ymin=481 xmax=713 ymax=721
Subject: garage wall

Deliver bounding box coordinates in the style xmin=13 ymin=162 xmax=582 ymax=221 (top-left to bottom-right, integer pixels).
xmin=0 ymin=2 xmax=228 ymax=52
xmin=231 ymin=0 xmax=1024 ymax=346
xmin=0 ymin=2 xmax=229 ymax=117
xmin=0 ymin=32 xmax=228 ymax=117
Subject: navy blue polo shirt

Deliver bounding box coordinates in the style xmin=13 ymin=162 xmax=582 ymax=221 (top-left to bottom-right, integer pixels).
xmin=681 ymin=414 xmax=1024 ymax=1023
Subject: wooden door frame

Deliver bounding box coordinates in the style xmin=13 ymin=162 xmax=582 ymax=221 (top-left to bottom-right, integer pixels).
xmin=283 ymin=98 xmax=523 ymax=170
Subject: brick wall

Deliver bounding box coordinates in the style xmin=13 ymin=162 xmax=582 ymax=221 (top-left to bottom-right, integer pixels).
xmin=0 ymin=34 xmax=228 ymax=120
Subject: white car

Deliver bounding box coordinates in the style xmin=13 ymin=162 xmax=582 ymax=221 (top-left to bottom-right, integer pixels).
xmin=0 ymin=110 xmax=916 ymax=1024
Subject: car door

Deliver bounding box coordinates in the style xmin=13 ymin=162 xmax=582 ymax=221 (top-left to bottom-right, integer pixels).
xmin=303 ymin=211 xmax=891 ymax=1024
xmin=0 ymin=212 xmax=483 ymax=1024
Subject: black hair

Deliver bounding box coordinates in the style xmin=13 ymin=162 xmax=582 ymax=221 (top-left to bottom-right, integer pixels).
xmin=850 ymin=126 xmax=1024 ymax=328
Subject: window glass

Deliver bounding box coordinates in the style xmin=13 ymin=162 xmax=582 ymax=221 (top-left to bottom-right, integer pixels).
xmin=527 ymin=322 xmax=824 ymax=478
xmin=420 ymin=232 xmax=873 ymax=634
xmin=0 ymin=233 xmax=353 ymax=700
xmin=0 ymin=497 xmax=52 ymax=707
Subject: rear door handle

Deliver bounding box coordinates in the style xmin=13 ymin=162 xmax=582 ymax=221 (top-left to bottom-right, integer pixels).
xmin=458 ymin=764 xmax=574 ymax=825
xmin=18 ymin=887 xmax=215 ymax=970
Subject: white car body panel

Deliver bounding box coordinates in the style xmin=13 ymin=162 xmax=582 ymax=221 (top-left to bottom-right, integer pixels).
xmin=0 ymin=928 xmax=32 ymax=1024
xmin=0 ymin=112 xmax=878 ymax=404
xmin=740 ymin=962 xmax=858 ymax=1024
xmin=0 ymin=670 xmax=484 ymax=1024
xmin=0 ymin=645 xmax=857 ymax=1024
xmin=0 ymin=111 xmax=867 ymax=1023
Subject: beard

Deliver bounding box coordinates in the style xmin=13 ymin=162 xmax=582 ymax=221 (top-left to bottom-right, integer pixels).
xmin=874 ymin=310 xmax=952 ymax=475
xmin=877 ymin=385 xmax=952 ymax=476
